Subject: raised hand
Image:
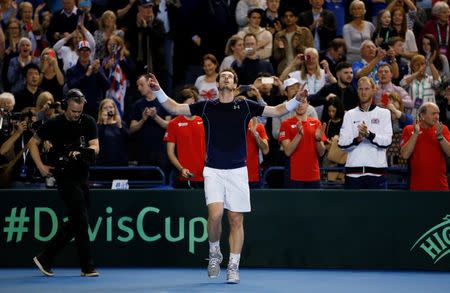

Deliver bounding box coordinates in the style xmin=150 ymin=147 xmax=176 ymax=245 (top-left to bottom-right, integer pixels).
xmin=147 ymin=73 xmax=161 ymax=91
xmin=294 ymin=82 xmax=308 ymax=104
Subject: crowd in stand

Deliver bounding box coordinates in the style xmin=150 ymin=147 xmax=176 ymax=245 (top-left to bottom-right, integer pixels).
xmin=1 ymin=0 xmax=450 ymax=190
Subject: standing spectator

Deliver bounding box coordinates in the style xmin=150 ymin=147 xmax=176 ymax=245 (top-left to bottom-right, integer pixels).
xmin=102 ymin=35 xmax=135 ymax=116
xmin=195 ymin=54 xmax=219 ymax=101
xmin=388 ymin=36 xmax=410 ymax=85
xmin=237 ymin=8 xmax=273 ymax=60
xmin=46 ymin=0 xmax=84 ymax=44
xmin=260 ymin=0 xmax=283 ymax=35
xmin=279 ymin=96 xmax=326 ymax=188
xmin=13 ymin=62 xmax=42 ymax=112
xmin=93 ymin=10 xmax=124 ymax=60
xmin=401 ymin=102 xmax=450 ymax=190
xmin=129 ymin=74 xmax=170 ymax=167
xmin=246 ymin=117 xmax=269 ymax=188
xmin=319 ymin=38 xmax=347 ymax=77
xmin=298 ymin=0 xmax=337 ymax=53
xmin=66 ymin=40 xmax=111 ymax=118
xmin=34 ymin=91 xmax=60 ymax=123
xmin=164 ymin=88 xmax=205 ymax=189
xmin=374 ymin=63 xmax=412 ymax=110
xmin=372 ymin=9 xmax=394 ymax=50
xmin=235 ymin=0 xmax=266 ymax=30
xmin=53 ymin=25 xmax=95 ymax=72
xmin=39 ymin=47 xmax=65 ymax=101
xmin=220 ymin=35 xmax=245 ymax=71
xmin=32 ymin=3 xmax=53 ymax=56
xmin=308 ymin=61 xmax=358 ymax=111
xmin=324 ymin=0 xmax=345 ymax=36
xmin=388 ymin=0 xmax=427 ymax=37
xmin=343 ymin=0 xmax=375 ymax=64
xmin=232 ymin=33 xmax=274 ymax=85
xmin=420 ymin=2 xmax=450 ymax=64
xmin=400 ymin=54 xmax=441 ymax=116
xmin=77 ymin=0 xmax=98 ymax=33
xmin=390 ymin=6 xmax=418 ymax=60
xmin=0 ymin=0 xmax=18 ymax=27
xmin=7 ymin=37 xmax=40 ymax=93
xmin=125 ymin=0 xmax=165 ymax=82
xmin=2 ymin=19 xmax=24 ymax=92
xmin=18 ymin=2 xmax=35 ymax=34
xmin=96 ymin=98 xmax=129 ymax=166
xmin=419 ymin=34 xmax=450 ymax=81
xmin=338 ymin=77 xmax=393 ymax=189
xmin=272 ymin=8 xmax=313 ymax=75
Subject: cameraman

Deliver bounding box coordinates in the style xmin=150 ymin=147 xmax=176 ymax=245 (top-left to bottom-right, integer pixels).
xmin=29 ymin=89 xmax=100 ymax=277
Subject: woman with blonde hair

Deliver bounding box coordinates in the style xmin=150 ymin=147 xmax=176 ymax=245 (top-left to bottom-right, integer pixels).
xmin=93 ymin=10 xmax=124 ymax=60
xmin=102 ymin=35 xmax=134 ymax=116
xmin=35 ymin=91 xmax=60 ymax=122
xmin=220 ymin=35 xmax=244 ymax=71
xmin=343 ymin=0 xmax=375 ymax=64
xmin=96 ymin=98 xmax=129 ymax=166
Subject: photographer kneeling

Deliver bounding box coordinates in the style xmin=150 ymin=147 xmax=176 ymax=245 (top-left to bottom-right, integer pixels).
xmin=29 ymin=89 xmax=100 ymax=277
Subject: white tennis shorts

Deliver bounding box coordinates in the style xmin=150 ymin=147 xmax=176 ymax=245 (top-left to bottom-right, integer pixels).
xmin=203 ymin=166 xmax=251 ymax=212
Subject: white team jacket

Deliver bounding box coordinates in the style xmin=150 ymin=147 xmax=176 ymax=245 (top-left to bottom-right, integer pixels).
xmin=338 ymin=105 xmax=392 ymax=169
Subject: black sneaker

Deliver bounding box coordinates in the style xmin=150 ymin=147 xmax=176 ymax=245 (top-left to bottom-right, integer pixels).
xmin=33 ymin=256 xmax=54 ymax=277
xmin=81 ymin=268 xmax=99 ymax=277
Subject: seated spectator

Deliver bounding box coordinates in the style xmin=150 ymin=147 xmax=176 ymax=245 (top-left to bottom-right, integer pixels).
xmin=279 ymin=95 xmax=327 ymax=188
xmin=34 ymin=91 xmax=61 ymax=123
xmin=164 ymin=88 xmax=205 ymax=189
xmin=13 ymin=62 xmax=42 ymax=112
xmin=298 ymin=0 xmax=337 ymax=53
xmin=272 ymin=8 xmax=313 ymax=75
xmin=220 ymin=35 xmax=245 ymax=71
xmin=7 ymin=37 xmax=40 ymax=93
xmin=419 ymin=34 xmax=450 ymax=81
xmin=102 ymin=35 xmax=135 ymax=116
xmin=237 ymin=8 xmax=273 ymax=60
xmin=343 ymin=0 xmax=375 ymax=64
xmin=195 ymin=54 xmax=219 ymax=101
xmin=93 ymin=10 xmax=124 ymax=60
xmin=400 ymin=54 xmax=441 ymax=116
xmin=53 ymin=25 xmax=95 ymax=72
xmin=66 ymin=40 xmax=110 ymax=118
xmin=232 ymin=33 xmax=274 ymax=85
xmin=39 ymin=48 xmax=64 ymax=101
xmin=96 ymin=98 xmax=129 ymax=166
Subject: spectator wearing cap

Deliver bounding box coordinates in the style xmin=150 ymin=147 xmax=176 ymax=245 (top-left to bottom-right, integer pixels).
xmin=235 ymin=0 xmax=267 ymax=30
xmin=231 ymin=33 xmax=274 ymax=85
xmin=124 ymin=0 xmax=166 ymax=81
xmin=271 ymin=77 xmax=318 ymax=142
xmin=272 ymin=8 xmax=313 ymax=75
xmin=237 ymin=8 xmax=273 ymax=60
xmin=66 ymin=40 xmax=110 ymax=118
xmin=7 ymin=37 xmax=40 ymax=93
xmin=298 ymin=0 xmax=336 ymax=53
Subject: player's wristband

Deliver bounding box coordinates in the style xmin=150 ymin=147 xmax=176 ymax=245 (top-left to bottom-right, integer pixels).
xmin=286 ymin=98 xmax=301 ymax=112
xmin=437 ymin=135 xmax=444 ymax=141
xmin=153 ymin=89 xmax=168 ymax=104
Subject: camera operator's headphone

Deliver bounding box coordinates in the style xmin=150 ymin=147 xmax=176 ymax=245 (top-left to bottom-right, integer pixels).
xmin=61 ymin=89 xmax=87 ymax=110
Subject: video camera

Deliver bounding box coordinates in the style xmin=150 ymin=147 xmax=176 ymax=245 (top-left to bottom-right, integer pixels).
xmin=46 ymin=145 xmax=96 ymax=172
xmin=0 ymin=109 xmax=35 ymax=135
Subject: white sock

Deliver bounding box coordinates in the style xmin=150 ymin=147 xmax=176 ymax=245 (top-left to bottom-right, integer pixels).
xmin=229 ymin=253 xmax=240 ymax=267
xmin=209 ymin=241 xmax=220 ymax=254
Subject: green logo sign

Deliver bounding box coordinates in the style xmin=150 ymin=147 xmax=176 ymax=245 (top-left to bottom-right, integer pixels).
xmin=411 ymin=215 xmax=450 ymax=264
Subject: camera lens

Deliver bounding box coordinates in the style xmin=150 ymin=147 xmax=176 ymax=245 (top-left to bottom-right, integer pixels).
xmin=107 ymin=111 xmax=114 ymax=117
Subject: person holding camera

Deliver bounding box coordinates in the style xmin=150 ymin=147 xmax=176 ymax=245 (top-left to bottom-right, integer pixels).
xmin=96 ymin=98 xmax=129 ymax=166
xmin=30 ymin=89 xmax=100 ymax=277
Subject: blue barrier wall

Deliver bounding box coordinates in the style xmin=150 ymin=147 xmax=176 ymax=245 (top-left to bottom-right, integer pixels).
xmin=1 ymin=189 xmax=450 ymax=270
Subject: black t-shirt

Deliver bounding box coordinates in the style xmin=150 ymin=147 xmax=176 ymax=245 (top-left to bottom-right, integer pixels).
xmin=189 ymin=99 xmax=265 ymax=169
xmin=36 ymin=113 xmax=97 ymax=172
